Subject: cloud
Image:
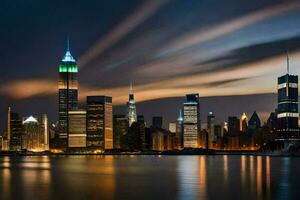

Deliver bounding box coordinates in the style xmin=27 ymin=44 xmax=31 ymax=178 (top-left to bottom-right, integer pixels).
xmin=78 ymin=0 xmax=169 ymax=67
xmin=159 ymin=0 xmax=300 ymax=55
xmin=0 ymin=79 xmax=57 ymax=99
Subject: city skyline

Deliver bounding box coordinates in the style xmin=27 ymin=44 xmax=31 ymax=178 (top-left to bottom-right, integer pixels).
xmin=1 ymin=0 xmax=300 ymax=129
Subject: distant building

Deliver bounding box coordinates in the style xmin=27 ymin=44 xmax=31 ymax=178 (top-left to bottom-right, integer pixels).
xmin=175 ymin=109 xmax=184 ymax=149
xmin=58 ymin=38 xmax=78 ymax=149
xmin=127 ymin=83 xmax=137 ymax=127
xmin=22 ymin=115 xmax=48 ymax=152
xmin=277 ymin=62 xmax=299 ymax=138
xmin=39 ymin=114 xmax=49 ymax=151
xmin=228 ymin=116 xmax=240 ymax=136
xmin=151 ymin=127 xmax=174 ymax=151
xmin=113 ymin=115 xmax=128 ymax=149
xmin=86 ymin=96 xmax=113 ymax=150
xmin=207 ymin=112 xmax=215 ymax=148
xmin=183 ymin=93 xmax=200 ymax=148
xmin=68 ymin=110 xmax=86 ymax=148
xmin=168 ymin=123 xmax=176 ymax=133
xmin=240 ymin=112 xmax=248 ymax=132
xmin=9 ymin=110 xmax=23 ymax=151
xmin=248 ymin=111 xmax=261 ymax=131
xmin=152 ymin=116 xmax=163 ymax=128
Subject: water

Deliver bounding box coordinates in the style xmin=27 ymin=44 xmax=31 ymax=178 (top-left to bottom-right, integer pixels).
xmin=0 ymin=155 xmax=299 ymax=200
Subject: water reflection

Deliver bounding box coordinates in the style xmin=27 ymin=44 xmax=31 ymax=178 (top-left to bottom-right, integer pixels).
xmin=241 ymin=155 xmax=246 ymax=192
xmin=199 ymin=156 xmax=206 ymax=198
xmin=266 ymin=156 xmax=271 ymax=199
xmin=0 ymin=156 xmax=298 ymax=200
xmin=256 ymin=156 xmax=262 ymax=199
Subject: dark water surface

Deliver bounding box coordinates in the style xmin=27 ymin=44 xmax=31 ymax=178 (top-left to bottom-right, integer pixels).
xmin=0 ymin=155 xmax=299 ymax=200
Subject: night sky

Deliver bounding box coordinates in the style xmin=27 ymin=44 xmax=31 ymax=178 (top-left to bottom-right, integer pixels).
xmin=1 ymin=0 xmax=300 ymax=131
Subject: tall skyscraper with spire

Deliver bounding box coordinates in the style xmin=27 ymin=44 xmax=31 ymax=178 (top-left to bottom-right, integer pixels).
xmin=277 ymin=54 xmax=299 ymax=138
xmin=58 ymin=36 xmax=78 ymax=148
xmin=127 ymin=82 xmax=137 ymax=127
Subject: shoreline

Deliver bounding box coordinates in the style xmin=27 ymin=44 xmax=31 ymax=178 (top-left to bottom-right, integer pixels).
xmin=0 ymin=150 xmax=299 ymax=157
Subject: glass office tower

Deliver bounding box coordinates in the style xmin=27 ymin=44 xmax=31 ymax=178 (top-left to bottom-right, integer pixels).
xmin=277 ymin=73 xmax=299 ymax=138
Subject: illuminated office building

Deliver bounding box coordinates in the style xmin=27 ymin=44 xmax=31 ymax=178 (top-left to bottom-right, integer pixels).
xmin=68 ymin=110 xmax=86 ymax=148
xmin=183 ymin=93 xmax=200 ymax=148
xmin=127 ymin=83 xmax=137 ymax=127
xmin=277 ymin=57 xmax=299 ymax=138
xmin=86 ymin=96 xmax=113 ymax=150
xmin=22 ymin=116 xmax=41 ymax=151
xmin=58 ymin=38 xmax=78 ymax=148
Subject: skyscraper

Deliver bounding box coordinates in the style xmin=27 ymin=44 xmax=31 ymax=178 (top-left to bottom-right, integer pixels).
xmin=207 ymin=112 xmax=215 ymax=148
xmin=39 ymin=114 xmax=49 ymax=151
xmin=9 ymin=110 xmax=23 ymax=151
xmin=228 ymin=116 xmax=240 ymax=136
xmin=113 ymin=115 xmax=128 ymax=149
xmin=183 ymin=93 xmax=200 ymax=148
xmin=175 ymin=109 xmax=184 ymax=149
xmin=127 ymin=82 xmax=137 ymax=127
xmin=277 ymin=56 xmax=299 ymax=138
xmin=58 ymin=37 xmax=78 ymax=149
xmin=22 ymin=115 xmax=48 ymax=152
xmin=86 ymin=96 xmax=113 ymax=150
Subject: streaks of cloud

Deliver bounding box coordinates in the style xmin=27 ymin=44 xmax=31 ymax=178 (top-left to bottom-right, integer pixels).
xmin=79 ymin=51 xmax=300 ymax=104
xmin=0 ymin=79 xmax=57 ymax=99
xmin=159 ymin=0 xmax=300 ymax=56
xmin=78 ymin=0 xmax=169 ymax=68
xmin=2 ymin=51 xmax=299 ymax=104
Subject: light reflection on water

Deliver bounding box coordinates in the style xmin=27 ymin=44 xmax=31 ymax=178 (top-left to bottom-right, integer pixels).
xmin=0 ymin=155 xmax=299 ymax=200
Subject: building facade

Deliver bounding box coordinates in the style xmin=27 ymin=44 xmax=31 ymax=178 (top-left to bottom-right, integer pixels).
xmin=23 ymin=116 xmax=48 ymax=152
xmin=113 ymin=115 xmax=128 ymax=149
xmin=9 ymin=111 xmax=23 ymax=151
xmin=86 ymin=96 xmax=113 ymax=150
xmin=68 ymin=110 xmax=86 ymax=148
xmin=183 ymin=93 xmax=200 ymax=148
xmin=277 ymin=73 xmax=299 ymax=138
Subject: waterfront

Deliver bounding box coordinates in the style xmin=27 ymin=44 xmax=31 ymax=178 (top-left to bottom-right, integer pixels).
xmin=0 ymin=155 xmax=299 ymax=200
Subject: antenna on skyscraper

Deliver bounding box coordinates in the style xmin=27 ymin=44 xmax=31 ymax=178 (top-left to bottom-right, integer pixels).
xmin=129 ymin=81 xmax=133 ymax=94
xmin=66 ymin=34 xmax=70 ymax=52
xmin=286 ymin=51 xmax=290 ymax=74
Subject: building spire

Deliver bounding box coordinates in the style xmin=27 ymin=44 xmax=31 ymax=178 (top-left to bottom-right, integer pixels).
xmin=177 ymin=109 xmax=183 ymax=121
xmin=286 ymin=51 xmax=290 ymax=74
xmin=129 ymin=81 xmax=133 ymax=94
xmin=67 ymin=34 xmax=70 ymax=52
